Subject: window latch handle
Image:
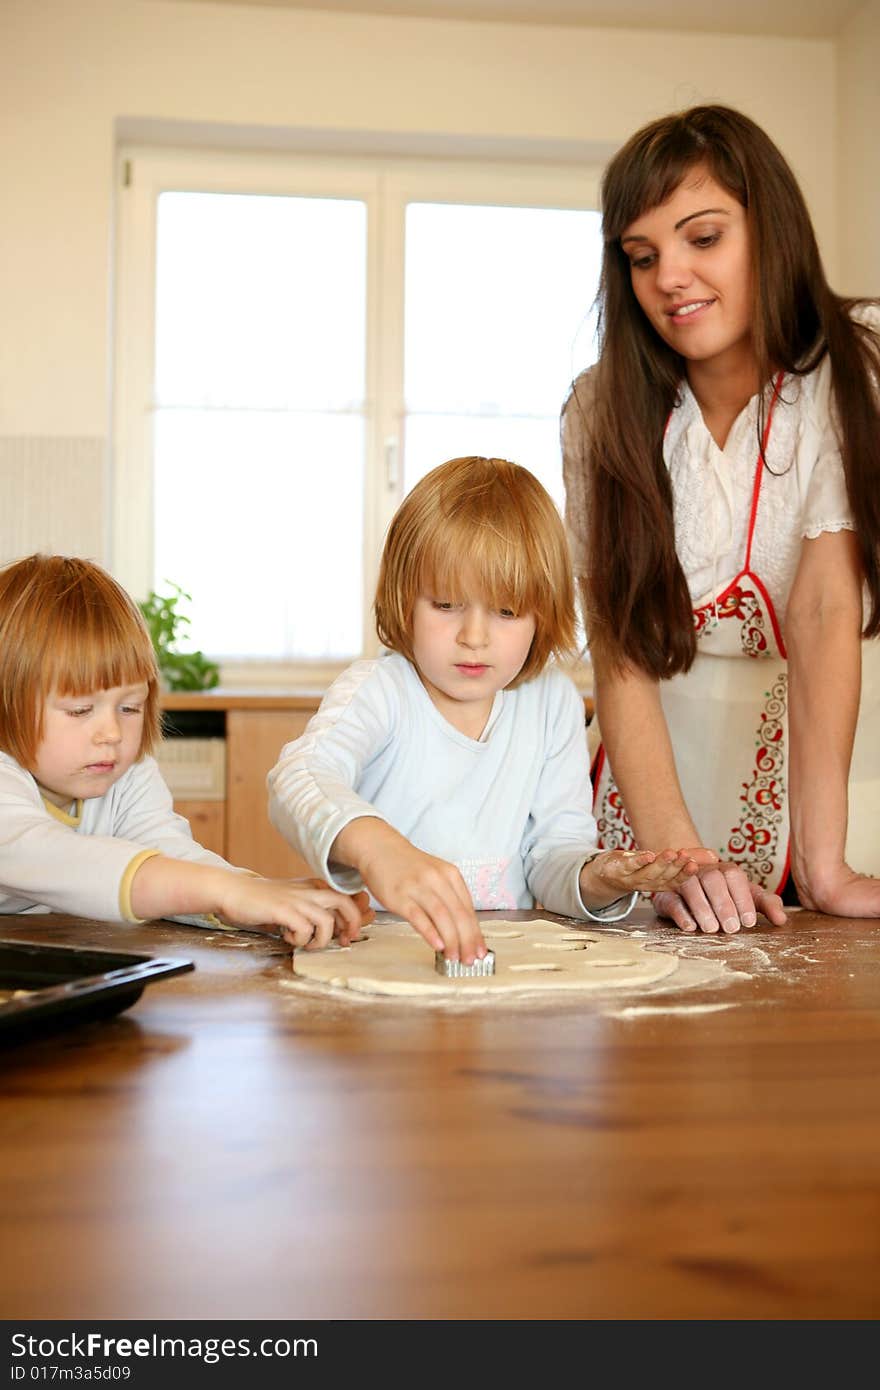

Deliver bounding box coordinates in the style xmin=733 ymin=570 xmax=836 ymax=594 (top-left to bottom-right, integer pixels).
xmin=384 ymin=436 xmax=400 ymax=490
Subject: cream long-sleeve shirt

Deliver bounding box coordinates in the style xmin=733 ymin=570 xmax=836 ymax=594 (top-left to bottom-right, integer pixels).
xmin=0 ymin=751 xmax=232 ymax=925
xmin=267 ymin=652 xmax=636 ymax=922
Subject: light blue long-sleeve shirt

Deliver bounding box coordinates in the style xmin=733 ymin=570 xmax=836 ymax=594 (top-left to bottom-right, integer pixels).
xmin=268 ymin=653 xmax=635 ymax=922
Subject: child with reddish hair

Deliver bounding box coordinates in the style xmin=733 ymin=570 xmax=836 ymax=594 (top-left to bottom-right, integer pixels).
xmin=0 ymin=554 xmax=370 ymax=947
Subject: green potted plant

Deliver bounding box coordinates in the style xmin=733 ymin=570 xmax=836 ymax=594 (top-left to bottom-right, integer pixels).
xmin=138 ymin=582 xmax=220 ymax=692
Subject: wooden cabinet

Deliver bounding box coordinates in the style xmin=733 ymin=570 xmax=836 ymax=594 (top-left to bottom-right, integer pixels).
xmin=159 ymin=693 xmax=321 ymax=879
xmin=173 ymin=799 xmax=226 ymax=858
xmin=226 ymin=708 xmax=314 ymax=877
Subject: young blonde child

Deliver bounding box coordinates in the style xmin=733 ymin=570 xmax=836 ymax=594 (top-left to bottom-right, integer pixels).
xmin=268 ymin=456 xmax=699 ymax=964
xmin=0 ymin=554 xmax=371 ymax=947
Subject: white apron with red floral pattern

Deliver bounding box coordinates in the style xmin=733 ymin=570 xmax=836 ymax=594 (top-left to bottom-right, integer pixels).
xmin=592 ymin=376 xmax=792 ymax=890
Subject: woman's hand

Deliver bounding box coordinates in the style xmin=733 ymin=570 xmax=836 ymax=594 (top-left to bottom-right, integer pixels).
xmin=652 ymin=859 xmax=786 ymax=933
xmin=796 ymin=864 xmax=880 ymax=918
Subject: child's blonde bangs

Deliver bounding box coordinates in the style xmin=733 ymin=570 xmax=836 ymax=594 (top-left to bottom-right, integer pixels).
xmin=417 ymin=510 xmax=543 ymax=618
xmin=375 ymin=457 xmax=577 ymax=682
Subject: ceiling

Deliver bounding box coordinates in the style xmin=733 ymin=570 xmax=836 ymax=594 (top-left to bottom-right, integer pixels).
xmin=177 ymin=0 xmax=866 ymax=40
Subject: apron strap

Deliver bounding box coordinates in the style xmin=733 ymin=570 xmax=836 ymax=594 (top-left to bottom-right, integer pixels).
xmin=744 ymin=371 xmax=786 ymax=571
xmin=662 ymin=370 xmax=787 ymax=572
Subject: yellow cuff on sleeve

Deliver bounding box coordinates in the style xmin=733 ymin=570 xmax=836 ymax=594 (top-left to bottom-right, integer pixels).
xmin=203 ymin=913 xmax=235 ymax=930
xmin=119 ymin=848 xmax=162 ymax=922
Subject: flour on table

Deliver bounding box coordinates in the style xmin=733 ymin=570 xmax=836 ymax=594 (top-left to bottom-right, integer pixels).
xmin=292 ymin=918 xmax=680 ymax=997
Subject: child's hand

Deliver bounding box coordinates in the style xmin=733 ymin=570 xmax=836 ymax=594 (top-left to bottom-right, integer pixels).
xmin=330 ymin=817 xmax=486 ymax=963
xmin=217 ymin=875 xmax=372 ymax=950
xmin=579 ymin=847 xmax=700 ymax=910
xmin=359 ymin=837 xmax=486 ymax=965
xmin=294 ymin=879 xmax=374 ymax=945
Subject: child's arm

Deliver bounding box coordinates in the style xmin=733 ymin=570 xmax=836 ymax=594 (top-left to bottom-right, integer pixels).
xmin=0 ymin=756 xmax=158 ymax=921
xmin=578 ymin=848 xmax=698 ymax=913
xmin=0 ymin=754 xmax=371 ymax=938
xmin=268 ymin=661 xmax=490 ymax=962
xmin=128 ymin=855 xmax=372 ymax=949
xmin=267 ymin=660 xmax=486 ymax=962
xmin=267 ymin=659 xmax=401 ymax=893
xmin=331 ymin=817 xmax=486 ymax=964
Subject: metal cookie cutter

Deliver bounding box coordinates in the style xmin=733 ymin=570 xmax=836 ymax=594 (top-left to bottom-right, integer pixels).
xmin=434 ymin=950 xmax=496 ymax=978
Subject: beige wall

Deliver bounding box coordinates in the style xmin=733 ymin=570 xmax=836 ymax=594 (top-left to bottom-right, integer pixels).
xmin=838 ymin=0 xmax=880 ymax=296
xmin=0 ymin=0 xmax=856 ymax=563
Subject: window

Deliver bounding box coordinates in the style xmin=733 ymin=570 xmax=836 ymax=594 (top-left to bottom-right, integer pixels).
xmin=114 ymin=149 xmax=602 ymax=682
xmin=153 ymin=190 xmax=367 ymax=660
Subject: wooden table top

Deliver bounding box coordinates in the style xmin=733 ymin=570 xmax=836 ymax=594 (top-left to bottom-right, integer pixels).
xmin=1 ymin=907 xmax=878 ymax=1321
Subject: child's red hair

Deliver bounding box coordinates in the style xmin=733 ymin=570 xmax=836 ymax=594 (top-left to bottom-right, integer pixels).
xmin=0 ymin=554 xmax=161 ymax=766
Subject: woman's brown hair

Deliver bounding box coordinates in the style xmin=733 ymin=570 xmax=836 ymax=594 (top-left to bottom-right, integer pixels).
xmin=0 ymin=554 xmax=161 ymax=766
xmin=564 ymin=103 xmax=880 ymax=677
xmin=375 ymin=456 xmax=576 ymax=686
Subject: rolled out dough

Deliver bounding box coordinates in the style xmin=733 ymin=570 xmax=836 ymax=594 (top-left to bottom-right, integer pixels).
xmin=292 ymin=919 xmax=679 ymax=996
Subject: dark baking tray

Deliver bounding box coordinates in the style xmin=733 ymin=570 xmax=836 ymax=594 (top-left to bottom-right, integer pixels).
xmin=0 ymin=938 xmax=194 ymax=1041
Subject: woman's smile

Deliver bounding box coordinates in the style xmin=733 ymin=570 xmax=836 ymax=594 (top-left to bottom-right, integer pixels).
xmin=666 ymin=297 xmax=716 ymax=321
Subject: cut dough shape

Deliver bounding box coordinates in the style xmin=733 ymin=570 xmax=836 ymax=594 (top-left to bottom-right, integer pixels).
xmin=292 ymin=918 xmax=679 ymax=997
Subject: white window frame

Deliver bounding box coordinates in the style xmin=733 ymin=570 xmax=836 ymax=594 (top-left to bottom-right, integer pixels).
xmin=113 ymin=146 xmax=601 ymax=687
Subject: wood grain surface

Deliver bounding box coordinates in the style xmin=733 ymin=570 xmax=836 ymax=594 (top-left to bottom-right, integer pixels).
xmin=1 ymin=906 xmax=878 ymax=1320
xmin=225 ymin=708 xmax=312 ymax=877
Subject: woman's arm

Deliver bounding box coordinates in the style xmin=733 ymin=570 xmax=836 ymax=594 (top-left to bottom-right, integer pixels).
xmin=593 ymin=654 xmax=700 ymax=848
xmin=596 ymin=655 xmax=786 ymax=932
xmin=785 ymin=528 xmax=880 ymax=914
xmin=518 ymin=671 xmax=692 ymax=919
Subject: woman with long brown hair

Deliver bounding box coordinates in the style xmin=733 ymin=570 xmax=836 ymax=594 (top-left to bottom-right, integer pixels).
xmin=563 ymin=104 xmax=880 ymax=934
